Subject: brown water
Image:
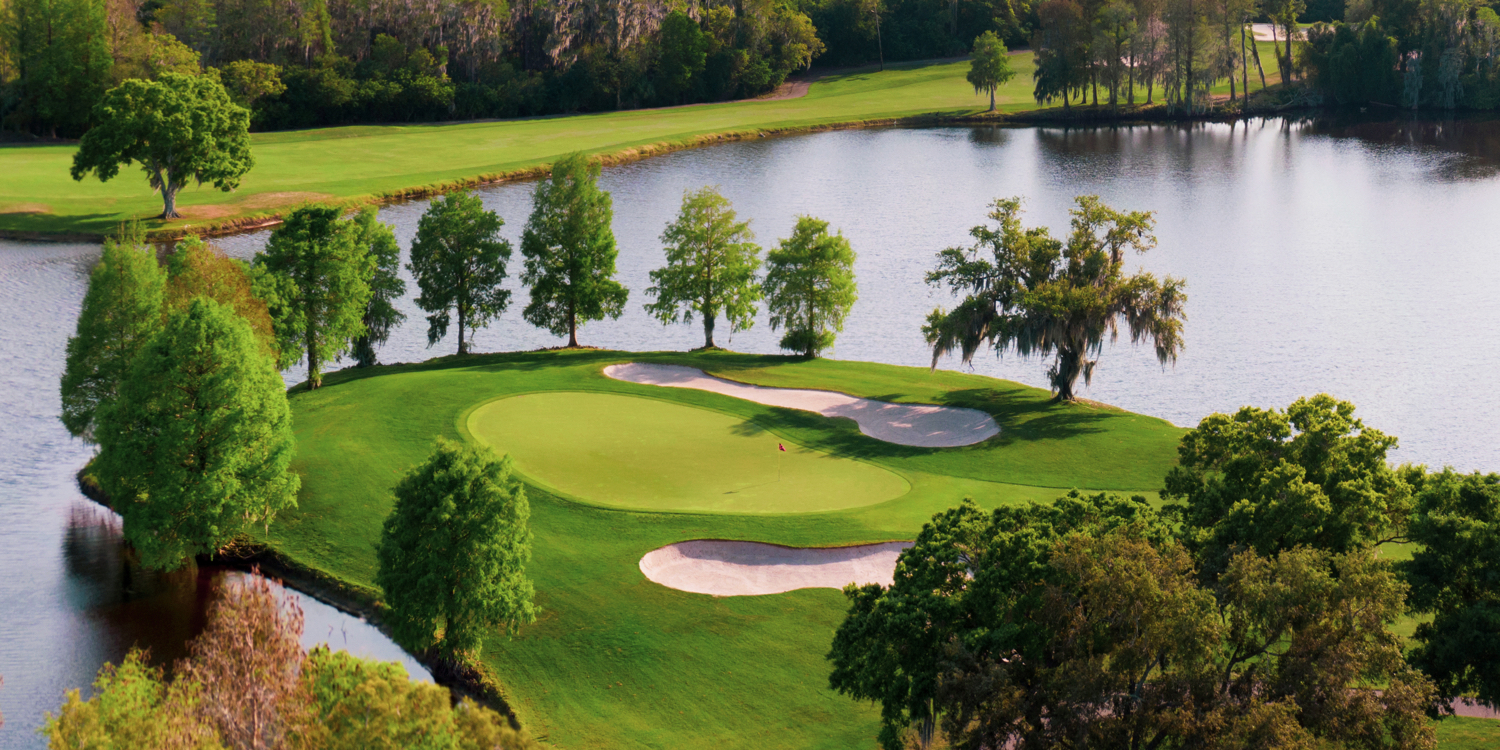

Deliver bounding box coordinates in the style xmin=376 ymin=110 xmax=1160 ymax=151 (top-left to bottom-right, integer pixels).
xmin=4 ymin=114 xmax=1500 ymax=746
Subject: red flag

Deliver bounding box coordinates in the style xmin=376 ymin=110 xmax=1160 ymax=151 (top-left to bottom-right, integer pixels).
xmin=778 ymin=443 xmax=786 ymax=452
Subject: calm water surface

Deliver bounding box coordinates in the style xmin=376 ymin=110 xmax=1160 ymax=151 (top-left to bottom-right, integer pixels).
xmin=3 ymin=116 xmax=1499 ymax=745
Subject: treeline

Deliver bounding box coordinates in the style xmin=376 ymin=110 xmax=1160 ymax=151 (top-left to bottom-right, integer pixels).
xmin=0 ymin=0 xmax=1028 ymax=138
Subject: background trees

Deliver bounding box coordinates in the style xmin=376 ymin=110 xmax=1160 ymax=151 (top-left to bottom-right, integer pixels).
xmin=520 ymin=154 xmax=628 ymax=348
xmin=408 ymin=191 xmax=511 ymax=356
xmin=92 ymin=297 xmax=299 ymax=570
xmin=763 ymin=216 xmax=858 ymax=358
xmin=70 ymin=73 xmax=253 ymax=219
xmin=644 ymin=186 xmax=763 ymax=349
xmin=923 ymin=195 xmax=1186 ymax=402
xmin=377 ymin=439 xmax=537 ymax=664
xmin=59 ymin=223 xmax=165 ymax=440
xmin=253 ymin=204 xmax=374 ymax=388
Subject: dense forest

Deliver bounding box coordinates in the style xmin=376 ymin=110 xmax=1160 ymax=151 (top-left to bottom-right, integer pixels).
xmin=1 ymin=0 xmax=1499 ymax=139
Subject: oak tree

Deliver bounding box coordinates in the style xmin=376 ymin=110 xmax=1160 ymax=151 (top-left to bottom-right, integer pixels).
xmin=408 ymin=191 xmax=510 ymax=356
xmin=377 ymin=439 xmax=537 ymax=663
xmin=924 ymin=196 xmax=1185 ymax=402
xmin=70 ymin=73 xmax=253 ymax=219
xmin=520 ymin=153 xmax=628 ymax=348
xmin=644 ymin=186 xmax=762 ymax=349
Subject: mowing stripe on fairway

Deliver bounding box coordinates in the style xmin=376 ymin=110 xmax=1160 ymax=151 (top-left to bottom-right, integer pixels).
xmin=466 ymin=391 xmax=909 ymax=513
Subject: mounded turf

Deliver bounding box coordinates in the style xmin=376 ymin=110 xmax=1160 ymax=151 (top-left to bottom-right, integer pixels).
xmin=466 ymin=392 xmax=909 ymax=513
xmin=265 ymin=349 xmax=1184 ymax=749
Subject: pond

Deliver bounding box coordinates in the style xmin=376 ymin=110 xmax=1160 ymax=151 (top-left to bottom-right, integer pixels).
xmin=3 ymin=114 xmax=1499 ymax=746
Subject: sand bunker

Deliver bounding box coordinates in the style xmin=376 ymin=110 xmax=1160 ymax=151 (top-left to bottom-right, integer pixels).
xmin=603 ymin=363 xmax=999 ymax=448
xmin=640 ymin=540 xmax=912 ymax=596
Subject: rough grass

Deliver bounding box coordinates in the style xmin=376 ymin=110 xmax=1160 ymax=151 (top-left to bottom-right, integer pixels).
xmin=0 ymin=57 xmax=1039 ymax=238
xmin=268 ymin=348 xmax=1180 ymax=749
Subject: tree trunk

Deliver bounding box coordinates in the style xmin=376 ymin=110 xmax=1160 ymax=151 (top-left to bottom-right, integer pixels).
xmin=161 ymin=183 xmax=182 ymax=219
xmin=1252 ymin=30 xmax=1268 ymax=89
xmin=1283 ymin=19 xmax=1296 ymax=83
xmin=568 ymin=300 xmax=578 ymax=348
xmin=989 ymin=87 xmax=996 ymax=111
xmin=1052 ymin=348 xmax=1083 ymax=402
xmin=1241 ymin=23 xmax=1249 ymax=102
xmin=457 ymin=303 xmax=467 ymax=355
xmin=307 ymin=325 xmax=321 ymax=390
xmin=703 ymin=312 xmax=716 ymax=348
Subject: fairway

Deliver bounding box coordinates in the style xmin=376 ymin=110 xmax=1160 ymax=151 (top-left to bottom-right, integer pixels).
xmin=466 ymin=391 xmax=909 ymax=513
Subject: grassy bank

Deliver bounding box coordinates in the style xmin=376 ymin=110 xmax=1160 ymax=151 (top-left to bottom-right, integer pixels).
xmin=0 ymin=42 xmax=1298 ymax=241
xmin=270 ymin=349 xmax=1181 ymax=749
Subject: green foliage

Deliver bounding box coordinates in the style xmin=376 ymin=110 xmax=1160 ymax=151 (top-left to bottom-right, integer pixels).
xmin=1405 ymin=469 xmax=1500 ymax=708
xmin=924 ymin=196 xmax=1186 ymax=402
xmin=42 ymin=651 xmax=222 ymax=750
xmin=644 ymin=186 xmax=763 ymax=349
xmin=520 ymin=153 xmax=628 ymax=347
xmin=658 ymin=10 xmax=708 ymax=103
xmin=216 ymin=59 xmax=284 ymax=107
xmin=348 ymin=206 xmax=405 ymax=367
xmin=253 ymin=204 xmax=374 ymax=387
xmin=1162 ymin=393 xmax=1414 ymax=579
xmin=377 ymin=438 xmax=537 ymax=662
xmin=1303 ymin=19 xmax=1401 ymax=104
xmin=966 ymin=31 xmax=1015 ymax=110
xmin=70 ymin=73 xmax=252 ymax=219
xmin=409 ymin=191 xmax=511 ymax=355
xmin=762 ymin=215 xmax=857 ymax=357
xmin=93 ymin=297 xmax=299 ymax=570
xmin=59 ymin=223 xmax=165 ymax=440
xmin=0 ymin=0 xmax=111 ymax=137
xmin=166 ymin=234 xmax=279 ymax=362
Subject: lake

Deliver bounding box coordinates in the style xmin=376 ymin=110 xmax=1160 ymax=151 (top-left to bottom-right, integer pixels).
xmin=4 ymin=114 xmax=1499 ymax=746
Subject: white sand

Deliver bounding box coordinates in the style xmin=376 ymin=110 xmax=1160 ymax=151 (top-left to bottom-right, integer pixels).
xmin=639 ymin=540 xmax=913 ymax=596
xmin=603 ymin=363 xmax=999 ymax=448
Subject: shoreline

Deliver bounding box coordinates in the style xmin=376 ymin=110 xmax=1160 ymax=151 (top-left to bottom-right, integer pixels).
xmin=74 ymin=469 xmax=523 ymax=729
xmin=2 ymin=103 xmax=1323 ymax=245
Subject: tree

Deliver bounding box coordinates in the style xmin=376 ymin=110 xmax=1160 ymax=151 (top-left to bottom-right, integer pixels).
xmin=348 ymin=207 xmax=405 ymax=367
xmin=42 ymin=651 xmax=220 ymax=750
xmin=217 ymin=59 xmax=285 ymax=107
xmin=644 ymin=186 xmax=762 ymax=349
xmin=657 ymin=10 xmax=707 ymax=103
xmin=967 ymin=31 xmax=1015 ymax=111
xmin=762 ymin=216 xmax=858 ymax=358
xmin=178 ymin=574 xmax=309 ymax=750
xmin=253 ymin=204 xmax=373 ymax=389
xmin=377 ymin=438 xmax=537 ymax=663
xmin=0 ymin=0 xmax=112 ymax=137
xmin=408 ymin=191 xmax=510 ymax=356
xmin=166 ymin=235 xmax=279 ymax=362
xmin=70 ymin=73 xmax=253 ymax=219
xmin=92 ymin=297 xmax=299 ymax=570
xmin=60 ymin=222 xmax=166 ymax=441
xmin=923 ymin=196 xmax=1186 ymax=402
xmin=1161 ymin=394 xmax=1415 ymax=580
xmin=520 ymin=153 xmax=628 ymax=348
xmin=1404 ymin=469 xmax=1500 ymax=709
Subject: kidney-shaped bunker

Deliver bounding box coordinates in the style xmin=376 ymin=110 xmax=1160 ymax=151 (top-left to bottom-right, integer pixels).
xmin=639 ymin=539 xmax=913 ymax=596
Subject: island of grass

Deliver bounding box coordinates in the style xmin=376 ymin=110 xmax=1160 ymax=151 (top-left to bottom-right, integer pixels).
xmin=268 ymin=348 xmax=1186 ymax=749
xmin=265 ymin=348 xmax=1498 ymax=748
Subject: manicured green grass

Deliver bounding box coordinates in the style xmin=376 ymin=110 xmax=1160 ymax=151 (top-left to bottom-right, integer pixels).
xmin=1436 ymin=716 xmax=1500 ymax=748
xmin=0 ymin=56 xmax=1039 ymax=238
xmin=267 ymin=348 xmax=1180 ymax=749
xmin=467 ymin=391 xmax=910 ymax=513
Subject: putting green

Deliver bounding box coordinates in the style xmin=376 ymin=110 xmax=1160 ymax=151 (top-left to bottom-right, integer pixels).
xmin=465 ymin=391 xmax=909 ymax=513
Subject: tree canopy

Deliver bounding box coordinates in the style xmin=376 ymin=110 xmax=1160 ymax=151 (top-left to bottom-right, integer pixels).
xmin=923 ymin=195 xmax=1186 ymax=402
xmin=348 ymin=206 xmax=407 ymax=367
xmin=644 ymin=186 xmax=763 ymax=349
xmin=966 ymin=31 xmax=1015 ymax=111
xmin=92 ymin=297 xmax=299 ymax=570
xmin=762 ymin=215 xmax=858 ymax=358
xmin=253 ymin=204 xmax=374 ymax=389
xmin=408 ymin=191 xmax=511 ymax=355
xmin=70 ymin=73 xmax=253 ymax=219
xmin=59 ymin=223 xmax=166 ymax=441
xmin=166 ymin=235 xmax=279 ymax=362
xmin=520 ymin=153 xmax=628 ymax=348
xmin=377 ymin=438 xmax=537 ymax=662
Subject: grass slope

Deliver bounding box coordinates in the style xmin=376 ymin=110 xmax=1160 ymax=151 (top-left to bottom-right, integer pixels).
xmin=467 ymin=391 xmax=910 ymax=513
xmin=270 ymin=348 xmax=1181 ymax=749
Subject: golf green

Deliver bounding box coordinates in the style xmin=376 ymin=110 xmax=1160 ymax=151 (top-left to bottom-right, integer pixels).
xmin=465 ymin=391 xmax=910 ymax=513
